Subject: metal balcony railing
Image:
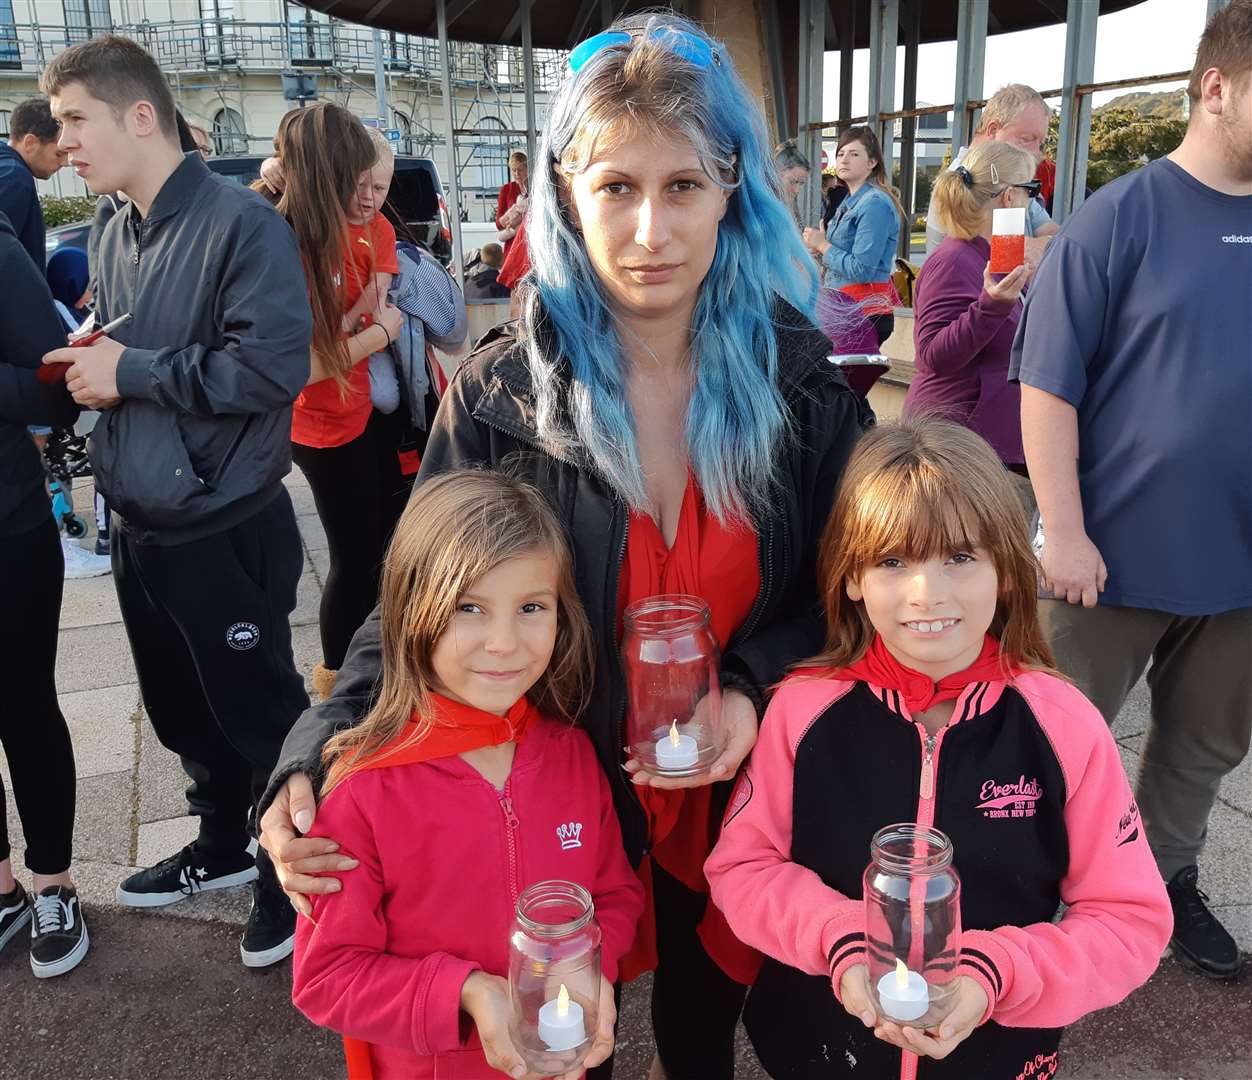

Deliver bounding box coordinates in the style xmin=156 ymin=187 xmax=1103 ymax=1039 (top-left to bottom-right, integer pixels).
xmin=0 ymin=18 xmax=566 ymax=92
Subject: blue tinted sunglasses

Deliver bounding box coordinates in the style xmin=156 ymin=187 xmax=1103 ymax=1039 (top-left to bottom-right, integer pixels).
xmin=567 ymin=27 xmax=720 ymax=74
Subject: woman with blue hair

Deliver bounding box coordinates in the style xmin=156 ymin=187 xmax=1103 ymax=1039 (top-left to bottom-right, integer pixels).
xmin=261 ymin=15 xmax=870 ymax=1077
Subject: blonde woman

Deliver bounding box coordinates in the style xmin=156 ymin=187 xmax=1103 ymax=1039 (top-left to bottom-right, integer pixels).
xmin=904 ymin=141 xmax=1038 ymax=492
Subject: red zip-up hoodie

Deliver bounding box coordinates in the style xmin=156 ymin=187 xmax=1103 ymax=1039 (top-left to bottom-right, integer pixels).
xmin=705 ymin=670 xmax=1172 ymax=1080
xmin=292 ymin=716 xmax=644 ymax=1079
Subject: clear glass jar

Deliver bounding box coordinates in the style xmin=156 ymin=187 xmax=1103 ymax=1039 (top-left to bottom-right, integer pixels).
xmin=508 ymin=880 xmax=601 ymax=1074
xmin=863 ymin=824 xmax=962 ymax=1026
xmin=623 ymin=594 xmax=724 ymax=778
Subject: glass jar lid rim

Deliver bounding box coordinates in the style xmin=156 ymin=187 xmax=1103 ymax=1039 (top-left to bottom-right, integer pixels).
xmin=624 ymin=593 xmax=711 ymax=632
xmin=869 ymin=823 xmax=955 ymax=872
xmin=515 ymin=880 xmax=595 ymax=936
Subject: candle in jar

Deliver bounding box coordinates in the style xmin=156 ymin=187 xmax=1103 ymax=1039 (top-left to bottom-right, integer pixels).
xmin=537 ymin=983 xmax=586 ymax=1052
xmin=990 ymin=207 xmax=1026 ymax=273
xmin=655 ymin=719 xmax=699 ymax=771
xmin=876 ymin=958 xmax=929 ymax=1022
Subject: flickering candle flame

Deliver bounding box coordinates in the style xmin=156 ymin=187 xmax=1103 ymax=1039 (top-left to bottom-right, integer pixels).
xmin=894 ymin=958 xmax=909 ymax=991
xmin=669 ymin=720 xmax=681 ymax=747
xmin=556 ymin=982 xmax=570 ymax=1018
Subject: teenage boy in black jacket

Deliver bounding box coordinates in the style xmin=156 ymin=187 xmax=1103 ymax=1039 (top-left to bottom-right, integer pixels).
xmin=42 ymin=35 xmax=313 ymax=967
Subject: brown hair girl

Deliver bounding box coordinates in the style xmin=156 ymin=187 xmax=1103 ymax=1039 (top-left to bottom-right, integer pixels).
xmin=806 ymin=417 xmax=1055 ymax=675
xmin=274 ymin=102 xmax=376 ymax=387
xmin=321 ymin=469 xmax=595 ymax=794
xmin=835 ymin=124 xmax=907 ymax=228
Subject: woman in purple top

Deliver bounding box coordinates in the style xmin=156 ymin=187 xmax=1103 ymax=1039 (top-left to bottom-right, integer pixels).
xmin=905 ymin=141 xmax=1038 ymax=471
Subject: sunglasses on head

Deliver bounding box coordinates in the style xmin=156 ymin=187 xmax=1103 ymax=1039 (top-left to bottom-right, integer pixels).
xmin=568 ymin=27 xmax=720 ymax=74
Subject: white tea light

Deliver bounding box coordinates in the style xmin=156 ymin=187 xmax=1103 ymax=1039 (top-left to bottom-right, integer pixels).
xmin=537 ymin=983 xmax=586 ymax=1052
xmin=655 ymin=719 xmax=699 ymax=771
xmin=876 ymin=958 xmax=929 ymax=1022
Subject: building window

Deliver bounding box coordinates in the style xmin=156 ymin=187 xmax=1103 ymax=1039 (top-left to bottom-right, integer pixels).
xmin=0 ymin=1 xmax=18 ymax=70
xmin=392 ymin=109 xmax=412 ymax=154
xmin=0 ymin=108 xmax=10 ymax=138
xmin=212 ymin=107 xmax=248 ymax=155
xmin=200 ymin=0 xmax=237 ymax=64
xmin=285 ymin=2 xmax=332 ymax=65
xmin=63 ymin=0 xmax=112 ymax=46
xmin=199 ymin=0 xmax=234 ymax=17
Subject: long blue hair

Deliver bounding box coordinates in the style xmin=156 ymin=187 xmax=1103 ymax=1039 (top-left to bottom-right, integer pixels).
xmin=524 ymin=13 xmax=819 ymax=522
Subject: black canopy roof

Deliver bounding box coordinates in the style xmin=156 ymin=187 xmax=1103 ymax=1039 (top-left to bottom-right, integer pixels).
xmin=305 ymin=0 xmax=1147 ymax=50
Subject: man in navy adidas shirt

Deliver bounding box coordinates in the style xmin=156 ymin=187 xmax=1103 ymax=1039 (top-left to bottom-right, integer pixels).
xmin=1011 ymin=0 xmax=1252 ymax=981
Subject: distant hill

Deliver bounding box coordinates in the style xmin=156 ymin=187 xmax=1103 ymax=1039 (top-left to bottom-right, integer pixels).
xmin=1096 ymin=89 xmax=1186 ymax=121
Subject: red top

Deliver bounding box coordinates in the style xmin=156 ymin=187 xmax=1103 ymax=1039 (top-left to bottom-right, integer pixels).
xmin=291 ymin=216 xmax=399 ymax=450
xmin=497 ymin=215 xmax=530 ymax=290
xmin=293 ymin=715 xmax=645 ymax=1080
xmin=615 ymin=475 xmax=761 ymax=983
xmin=495 ymin=180 xmax=524 ymax=259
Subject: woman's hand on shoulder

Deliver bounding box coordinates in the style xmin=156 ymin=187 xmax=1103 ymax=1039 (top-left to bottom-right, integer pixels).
xmin=624 ymin=689 xmax=759 ymax=790
xmin=258 ymin=771 xmax=359 ymax=918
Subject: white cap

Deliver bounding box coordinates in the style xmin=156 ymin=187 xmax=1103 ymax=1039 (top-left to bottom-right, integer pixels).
xmin=992 ymin=207 xmax=1026 ymax=235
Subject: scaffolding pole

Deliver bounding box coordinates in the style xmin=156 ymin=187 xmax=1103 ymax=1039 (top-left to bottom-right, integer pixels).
xmin=898 ymin=0 xmax=921 ymax=259
xmin=952 ymin=0 xmax=988 ymax=155
xmin=372 ymin=29 xmax=388 ymax=125
xmin=437 ymin=0 xmax=466 ymax=283
xmin=866 ymin=0 xmax=899 ymax=177
xmin=796 ymin=0 xmax=824 ymax=223
xmin=1053 ymin=0 xmax=1098 ymax=223
xmin=521 ymin=0 xmax=537 ymax=168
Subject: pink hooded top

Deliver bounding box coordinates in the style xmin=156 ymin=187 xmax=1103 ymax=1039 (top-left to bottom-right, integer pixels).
xmin=292 ymin=715 xmax=644 ymax=1079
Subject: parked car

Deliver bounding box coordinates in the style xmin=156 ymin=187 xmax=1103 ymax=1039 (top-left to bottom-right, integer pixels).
xmin=208 ymin=153 xmax=453 ymax=264
xmin=45 ymin=154 xmax=455 ymax=266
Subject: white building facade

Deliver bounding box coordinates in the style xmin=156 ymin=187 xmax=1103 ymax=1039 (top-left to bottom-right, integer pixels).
xmin=0 ymin=1 xmax=559 ymax=220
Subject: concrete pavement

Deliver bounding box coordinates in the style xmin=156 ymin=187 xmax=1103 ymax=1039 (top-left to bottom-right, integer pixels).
xmin=2 ymin=469 xmax=1248 ymax=1079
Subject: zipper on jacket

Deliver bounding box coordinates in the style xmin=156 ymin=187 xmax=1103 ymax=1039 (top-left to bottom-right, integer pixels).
xmin=914 ymin=725 xmax=947 ymax=830
xmin=498 ymin=785 xmax=521 ymax=908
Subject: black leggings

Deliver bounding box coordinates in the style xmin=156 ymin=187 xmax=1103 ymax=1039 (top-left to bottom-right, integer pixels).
xmin=0 ymin=516 xmax=76 ymax=875
xmin=292 ymin=410 xmax=405 ymax=670
xmin=868 ymin=312 xmax=895 ymax=347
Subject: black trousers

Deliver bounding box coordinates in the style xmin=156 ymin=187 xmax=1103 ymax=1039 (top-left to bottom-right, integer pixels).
xmin=112 ymin=491 xmax=308 ymax=857
xmin=292 ymin=410 xmax=406 ymax=671
xmin=650 ymin=863 xmax=748 ymax=1079
xmin=868 ymin=312 xmax=895 ymax=348
xmin=0 ymin=517 xmax=76 ymax=874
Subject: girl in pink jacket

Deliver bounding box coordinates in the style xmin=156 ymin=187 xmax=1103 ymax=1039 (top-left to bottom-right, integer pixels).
xmin=705 ymin=419 xmax=1171 ymax=1080
xmin=292 ymin=470 xmax=644 ymax=1079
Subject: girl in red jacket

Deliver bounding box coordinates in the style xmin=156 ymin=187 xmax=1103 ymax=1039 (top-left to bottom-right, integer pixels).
xmin=705 ymin=418 xmax=1172 ymax=1080
xmin=293 ymin=469 xmax=644 ymax=1079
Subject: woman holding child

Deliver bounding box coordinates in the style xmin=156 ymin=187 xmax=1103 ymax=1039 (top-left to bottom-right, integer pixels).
xmin=263 ymin=15 xmax=869 ymax=1078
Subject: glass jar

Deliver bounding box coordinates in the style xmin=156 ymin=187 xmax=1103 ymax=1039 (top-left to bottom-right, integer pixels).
xmin=508 ymin=880 xmax=601 ymax=1074
xmin=623 ymin=594 xmax=724 ymax=778
xmin=863 ymin=824 xmax=962 ymax=1026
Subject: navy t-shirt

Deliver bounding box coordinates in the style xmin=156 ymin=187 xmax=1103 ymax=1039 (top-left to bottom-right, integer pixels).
xmin=1010 ymin=156 xmax=1252 ymax=615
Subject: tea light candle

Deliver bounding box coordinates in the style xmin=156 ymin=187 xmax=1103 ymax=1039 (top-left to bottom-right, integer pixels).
xmin=538 ymin=983 xmax=586 ymax=1052
xmin=655 ymin=719 xmax=699 ymax=771
xmin=876 ymin=959 xmax=929 ymax=1022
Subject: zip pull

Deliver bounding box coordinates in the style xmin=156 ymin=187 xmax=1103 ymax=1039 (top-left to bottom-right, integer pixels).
xmin=499 ymin=794 xmax=520 ymax=830
xmin=919 ymin=733 xmax=937 ymax=801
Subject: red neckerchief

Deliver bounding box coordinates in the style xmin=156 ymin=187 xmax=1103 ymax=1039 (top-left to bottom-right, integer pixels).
xmin=823 ymin=633 xmax=1014 ymax=715
xmin=349 ymin=692 xmax=536 ymax=772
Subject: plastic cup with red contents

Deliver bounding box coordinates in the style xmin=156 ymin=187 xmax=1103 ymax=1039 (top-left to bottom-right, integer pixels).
xmin=990 ymin=207 xmax=1026 ymax=274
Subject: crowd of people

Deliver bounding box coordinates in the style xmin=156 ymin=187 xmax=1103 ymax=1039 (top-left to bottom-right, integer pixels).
xmin=0 ymin=4 xmax=1248 ymax=1079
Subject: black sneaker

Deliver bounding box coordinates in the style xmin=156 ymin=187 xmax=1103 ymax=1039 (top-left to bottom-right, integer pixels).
xmin=30 ymin=885 xmax=90 ymax=978
xmin=1167 ymin=865 xmax=1241 ymax=979
xmin=0 ymin=883 xmax=33 ymax=954
xmin=94 ymin=533 xmax=110 ymax=557
xmin=116 ymin=842 xmax=258 ymax=908
xmin=239 ymin=877 xmax=296 ymax=969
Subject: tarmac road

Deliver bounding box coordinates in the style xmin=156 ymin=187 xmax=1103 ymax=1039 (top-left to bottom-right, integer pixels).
xmin=2 ymin=908 xmax=1247 ymax=1080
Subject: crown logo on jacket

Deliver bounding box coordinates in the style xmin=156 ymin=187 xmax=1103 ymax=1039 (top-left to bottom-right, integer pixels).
xmin=556 ymin=822 xmax=584 ymax=851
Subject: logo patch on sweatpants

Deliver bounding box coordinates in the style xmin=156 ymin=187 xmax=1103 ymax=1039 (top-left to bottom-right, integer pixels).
xmin=226 ymin=622 xmax=261 ymax=651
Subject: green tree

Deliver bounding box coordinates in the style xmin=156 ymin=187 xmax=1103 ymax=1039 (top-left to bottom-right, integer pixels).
xmin=40 ymin=195 xmax=98 ymax=229
xmin=1045 ymin=108 xmax=1186 ymax=191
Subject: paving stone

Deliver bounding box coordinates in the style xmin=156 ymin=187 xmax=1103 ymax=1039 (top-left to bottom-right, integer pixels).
xmin=136 ymin=815 xmax=201 ymax=868
xmin=55 ymin=622 xmax=137 ymax=694
xmin=136 ymin=719 xmax=192 ymax=826
xmin=59 ymin=571 xmax=124 ymax=630
xmin=291 ymin=560 xmax=321 ymax=628
xmin=53 ymin=683 xmax=141 ymax=779
xmin=309 ymin=546 xmax=329 ymax=587
xmin=73 ymin=772 xmax=135 ymax=866
xmin=297 ymin=511 xmax=328 ymax=553
xmin=286 ymin=475 xmax=319 ymax=517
